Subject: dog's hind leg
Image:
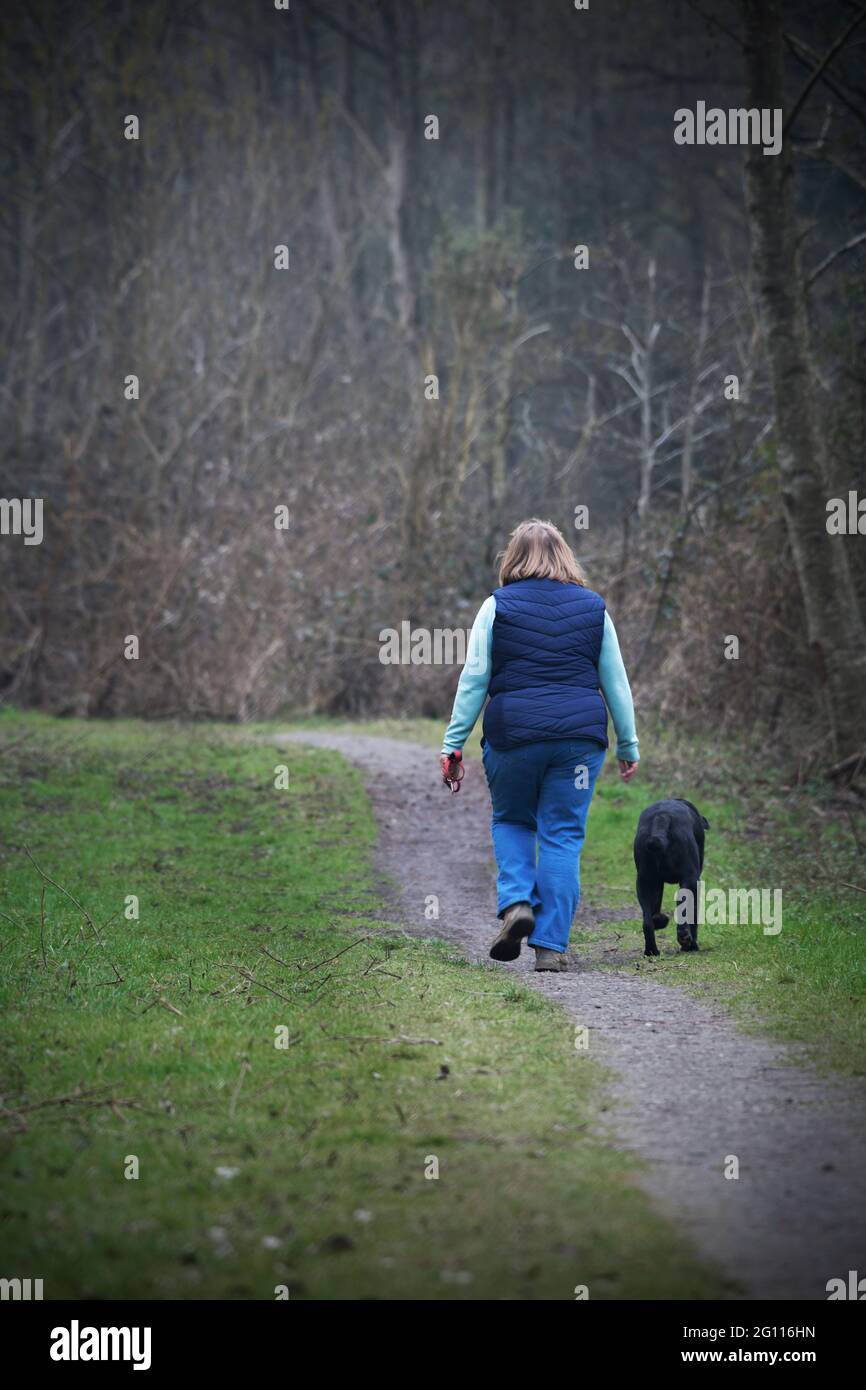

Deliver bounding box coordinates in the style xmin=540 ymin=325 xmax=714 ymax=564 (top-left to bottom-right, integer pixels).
xmin=646 ymin=875 xmax=668 ymax=931
xmin=637 ymin=873 xmax=665 ymax=957
xmin=676 ymin=878 xmax=700 ymax=951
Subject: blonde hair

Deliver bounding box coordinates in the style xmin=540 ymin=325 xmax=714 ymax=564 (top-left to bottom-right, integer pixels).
xmin=497 ymin=518 xmax=588 ymax=588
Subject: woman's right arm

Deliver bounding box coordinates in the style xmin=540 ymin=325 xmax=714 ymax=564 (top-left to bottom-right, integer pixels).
xmin=441 ymin=596 xmax=495 ymax=754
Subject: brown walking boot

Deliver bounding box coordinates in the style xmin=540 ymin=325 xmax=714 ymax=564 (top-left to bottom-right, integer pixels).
xmin=534 ymin=947 xmax=569 ymax=972
xmin=488 ymin=901 xmax=535 ymax=961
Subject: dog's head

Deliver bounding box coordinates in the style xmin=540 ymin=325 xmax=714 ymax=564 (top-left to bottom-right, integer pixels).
xmin=678 ymin=799 xmax=709 ymax=831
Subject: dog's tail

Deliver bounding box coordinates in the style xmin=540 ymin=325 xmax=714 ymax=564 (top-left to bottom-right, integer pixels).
xmin=647 ymin=811 xmax=670 ymax=851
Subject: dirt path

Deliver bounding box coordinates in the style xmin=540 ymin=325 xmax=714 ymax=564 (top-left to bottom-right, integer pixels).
xmin=278 ymin=732 xmax=866 ymax=1301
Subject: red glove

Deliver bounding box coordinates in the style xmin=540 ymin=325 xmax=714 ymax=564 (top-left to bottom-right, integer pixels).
xmin=441 ymin=748 xmax=464 ymax=793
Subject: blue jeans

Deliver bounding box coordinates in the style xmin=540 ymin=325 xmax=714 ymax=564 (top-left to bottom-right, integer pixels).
xmin=481 ymin=738 xmax=606 ymax=953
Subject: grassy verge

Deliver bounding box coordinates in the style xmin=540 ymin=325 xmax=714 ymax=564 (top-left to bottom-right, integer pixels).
xmin=0 ymin=711 xmax=727 ymax=1300
xmin=287 ymin=716 xmax=866 ymax=1077
xmin=581 ymin=727 xmax=866 ymax=1077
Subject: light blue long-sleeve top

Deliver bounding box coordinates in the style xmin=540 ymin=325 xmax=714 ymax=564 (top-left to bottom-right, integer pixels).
xmin=441 ymin=596 xmax=640 ymax=761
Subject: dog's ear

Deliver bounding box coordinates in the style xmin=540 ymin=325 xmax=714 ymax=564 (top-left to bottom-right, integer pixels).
xmin=700 ymin=816 xmax=710 ymax=830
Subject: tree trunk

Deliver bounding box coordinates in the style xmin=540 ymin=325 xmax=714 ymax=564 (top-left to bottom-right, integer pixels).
xmin=636 ymin=259 xmax=658 ymax=520
xmin=300 ymin=16 xmax=359 ymax=343
xmin=740 ymin=0 xmax=866 ymax=760
xmin=680 ymin=266 xmax=711 ymax=512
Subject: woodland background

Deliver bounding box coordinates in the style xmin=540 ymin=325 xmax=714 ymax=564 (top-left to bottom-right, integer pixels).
xmin=1 ymin=0 xmax=864 ymax=775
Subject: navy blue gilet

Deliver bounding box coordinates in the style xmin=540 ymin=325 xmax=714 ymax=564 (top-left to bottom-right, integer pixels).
xmin=482 ymin=577 xmax=608 ymax=752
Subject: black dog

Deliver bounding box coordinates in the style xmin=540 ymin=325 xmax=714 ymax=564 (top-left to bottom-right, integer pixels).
xmin=633 ymin=799 xmax=710 ymax=958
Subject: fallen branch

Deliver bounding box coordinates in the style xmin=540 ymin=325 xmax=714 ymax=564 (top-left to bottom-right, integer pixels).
xmin=324 ymin=1033 xmax=442 ymax=1045
xmin=260 ymin=946 xmax=293 ymax=968
xmin=826 ymin=751 xmax=866 ymax=782
xmin=233 ymin=966 xmax=294 ymax=1005
xmin=296 ymin=934 xmax=371 ymax=976
xmin=228 ymin=1061 xmax=251 ymax=1120
xmin=0 ymin=1086 xmax=139 ymax=1126
xmin=153 ymin=995 xmax=184 ymax=1016
xmin=22 ymin=846 xmax=104 ymax=944
xmin=811 ymin=870 xmax=866 ymax=897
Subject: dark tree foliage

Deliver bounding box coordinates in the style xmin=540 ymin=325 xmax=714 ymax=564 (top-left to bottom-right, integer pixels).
xmin=0 ymin=0 xmax=863 ymax=769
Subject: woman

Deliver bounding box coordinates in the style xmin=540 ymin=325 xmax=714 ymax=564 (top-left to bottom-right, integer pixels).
xmin=441 ymin=518 xmax=639 ymax=972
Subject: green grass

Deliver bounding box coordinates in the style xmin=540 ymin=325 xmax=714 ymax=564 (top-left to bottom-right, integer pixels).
xmin=580 ymin=729 xmax=866 ymax=1077
xmin=0 ymin=711 xmax=728 ymax=1300
xmin=315 ymin=715 xmax=866 ymax=1076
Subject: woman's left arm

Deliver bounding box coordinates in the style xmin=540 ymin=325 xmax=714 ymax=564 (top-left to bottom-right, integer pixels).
xmin=598 ymin=611 xmax=640 ymax=771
